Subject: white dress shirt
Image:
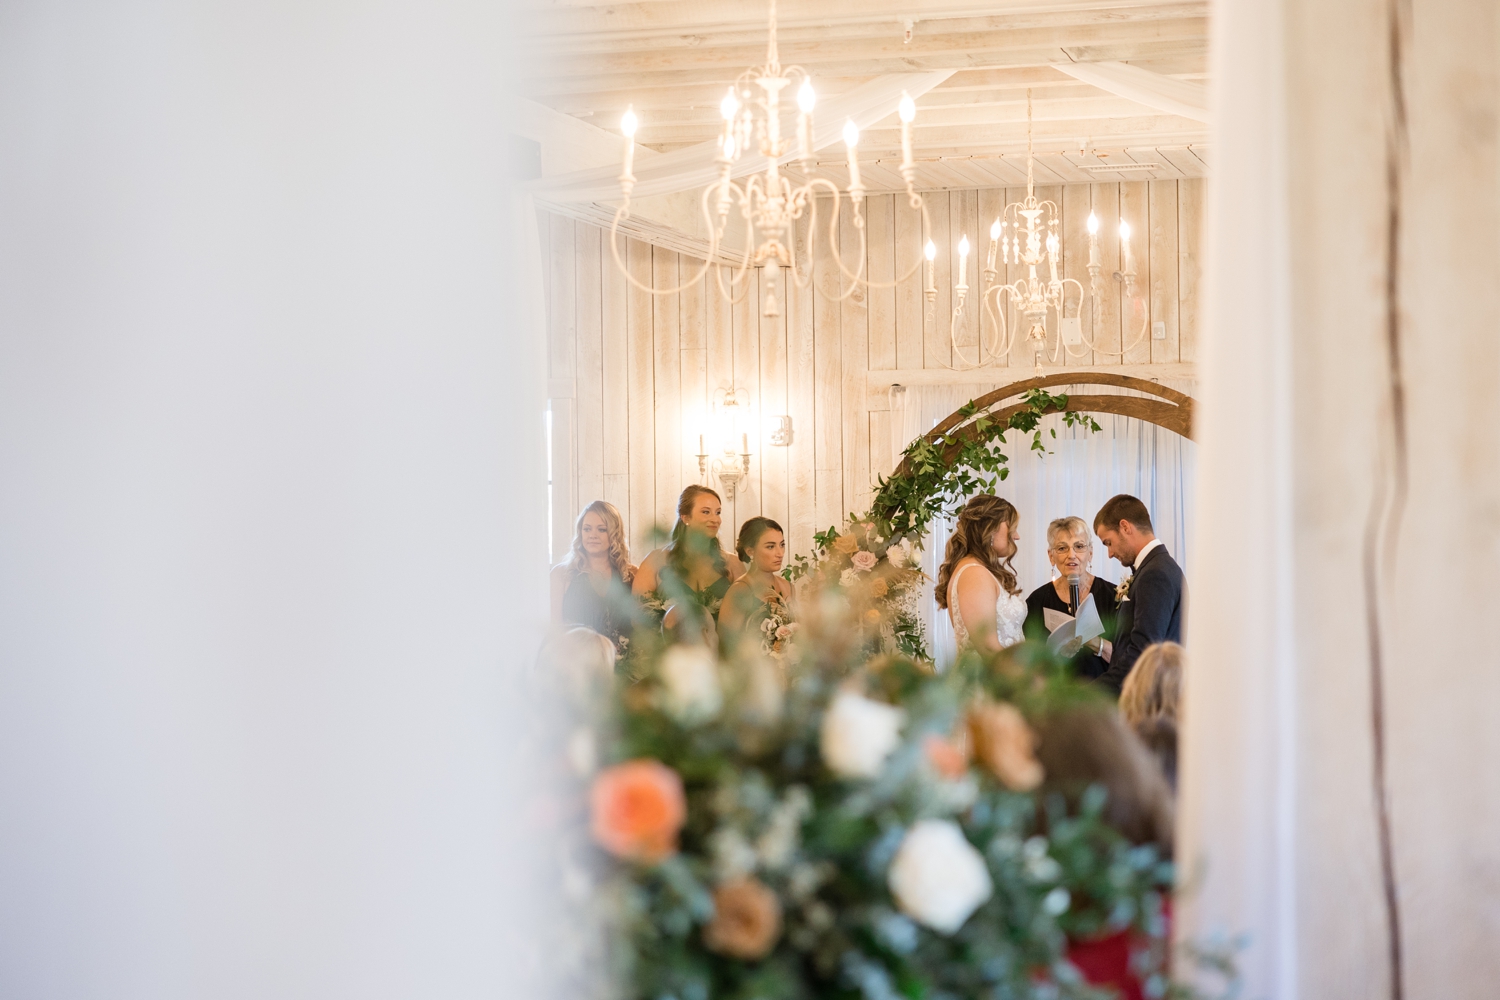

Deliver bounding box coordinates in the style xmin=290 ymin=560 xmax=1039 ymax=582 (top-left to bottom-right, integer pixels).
xmin=1132 ymin=537 xmax=1164 ymax=571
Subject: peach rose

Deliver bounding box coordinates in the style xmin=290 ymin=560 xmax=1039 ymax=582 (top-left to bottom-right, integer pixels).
xmin=864 ymin=608 xmax=882 ymax=625
xmin=833 ymin=533 xmax=860 ymax=554
xmin=851 ymin=550 xmax=878 ymax=572
xmin=923 ymin=734 xmax=969 ymax=780
xmin=968 ymin=702 xmax=1044 ymax=792
xmin=869 ymin=577 xmax=889 ymax=598
xmin=590 ymin=759 xmax=687 ymax=862
xmin=704 ymin=877 xmax=783 ymax=960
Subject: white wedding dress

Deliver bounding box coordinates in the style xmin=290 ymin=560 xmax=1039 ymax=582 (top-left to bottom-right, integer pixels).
xmin=947 ymin=561 xmax=1028 ymax=651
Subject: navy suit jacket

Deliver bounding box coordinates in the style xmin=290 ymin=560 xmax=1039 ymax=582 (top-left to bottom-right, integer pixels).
xmin=1097 ymin=543 xmax=1184 ymax=695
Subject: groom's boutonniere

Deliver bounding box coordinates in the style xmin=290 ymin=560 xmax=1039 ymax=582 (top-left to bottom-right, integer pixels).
xmin=1116 ymin=575 xmax=1132 ymax=603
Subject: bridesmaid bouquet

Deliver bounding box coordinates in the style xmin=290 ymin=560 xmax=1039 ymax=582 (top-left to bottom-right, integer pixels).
xmin=551 ymin=579 xmax=1189 ymax=1000
xmin=756 ymin=592 xmax=798 ymax=659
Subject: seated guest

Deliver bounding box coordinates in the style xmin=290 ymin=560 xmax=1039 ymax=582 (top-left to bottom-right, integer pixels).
xmin=1034 ymin=705 xmax=1174 ymax=852
xmin=1034 ymin=705 xmax=1175 ymax=1000
xmin=549 ymin=500 xmax=637 ymax=651
xmin=1023 ymin=516 xmax=1119 ymax=680
xmin=1092 ymin=494 xmax=1185 ymax=696
xmin=1119 ymin=641 xmax=1184 ymax=791
xmin=719 ymin=517 xmax=794 ymax=656
xmin=633 ymin=485 xmax=745 ymax=623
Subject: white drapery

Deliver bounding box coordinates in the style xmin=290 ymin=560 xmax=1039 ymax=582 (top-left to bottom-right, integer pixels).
xmin=889 ymin=380 xmax=1196 ymax=669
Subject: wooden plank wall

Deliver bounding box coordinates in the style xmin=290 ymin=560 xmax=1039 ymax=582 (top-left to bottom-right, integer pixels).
xmin=543 ymin=179 xmax=1204 ymax=564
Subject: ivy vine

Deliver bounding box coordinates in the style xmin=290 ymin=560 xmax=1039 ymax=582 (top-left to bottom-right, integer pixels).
xmin=870 ymin=388 xmax=1103 ymax=540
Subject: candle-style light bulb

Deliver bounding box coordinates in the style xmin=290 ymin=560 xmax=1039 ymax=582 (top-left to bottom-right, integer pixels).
xmin=1118 ymin=219 xmax=1131 ymax=241
xmin=843 ymin=119 xmax=863 ymax=197
xmin=958 ymin=235 xmax=970 ymax=257
xmin=722 ymin=134 xmax=736 ymax=159
xmin=721 ymin=89 xmax=739 ymax=121
xmin=620 ymin=106 xmax=639 ymax=189
xmin=896 ymin=93 xmax=917 ymax=178
xmin=1087 ymin=212 xmax=1099 ymax=235
xmin=798 ymin=80 xmax=816 ymax=113
xmin=924 ymin=240 xmax=936 ymax=261
xmin=990 ymin=219 xmax=1001 ymax=240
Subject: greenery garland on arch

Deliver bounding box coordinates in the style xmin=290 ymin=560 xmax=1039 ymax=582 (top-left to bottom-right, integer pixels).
xmin=870 ymin=389 xmax=1104 ymax=541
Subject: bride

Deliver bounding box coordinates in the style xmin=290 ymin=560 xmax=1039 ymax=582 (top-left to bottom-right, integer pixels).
xmin=934 ymin=494 xmax=1027 ymax=653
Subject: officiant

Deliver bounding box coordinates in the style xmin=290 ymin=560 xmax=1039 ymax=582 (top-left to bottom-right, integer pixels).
xmin=1023 ymin=516 xmax=1119 ymax=681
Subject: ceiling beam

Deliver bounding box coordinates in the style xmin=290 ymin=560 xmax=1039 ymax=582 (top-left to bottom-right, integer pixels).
xmin=520 ymin=0 xmax=1205 ymax=39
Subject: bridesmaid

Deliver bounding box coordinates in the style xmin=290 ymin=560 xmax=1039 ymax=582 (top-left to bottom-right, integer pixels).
xmin=719 ymin=516 xmax=794 ymax=654
xmin=632 ymin=485 xmax=745 ymax=624
xmin=549 ymin=500 xmax=637 ymax=650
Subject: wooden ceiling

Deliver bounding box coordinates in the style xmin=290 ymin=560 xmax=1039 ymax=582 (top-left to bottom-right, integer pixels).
xmin=517 ymin=0 xmax=1210 ymax=190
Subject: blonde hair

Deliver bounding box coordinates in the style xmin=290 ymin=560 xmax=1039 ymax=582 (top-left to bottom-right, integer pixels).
xmin=567 ymin=500 xmax=633 ymax=583
xmin=1046 ymin=516 xmax=1092 ymax=550
xmin=1119 ymin=641 xmax=1184 ymax=729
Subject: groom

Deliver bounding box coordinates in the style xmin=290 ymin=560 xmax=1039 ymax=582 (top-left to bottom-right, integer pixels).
xmin=1092 ymin=494 xmax=1184 ymax=696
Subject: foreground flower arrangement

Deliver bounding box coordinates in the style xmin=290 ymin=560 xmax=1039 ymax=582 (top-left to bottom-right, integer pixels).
xmin=563 ymin=585 xmax=1179 ymax=1000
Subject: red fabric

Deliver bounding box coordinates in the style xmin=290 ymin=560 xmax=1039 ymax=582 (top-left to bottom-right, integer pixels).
xmin=1063 ymin=901 xmax=1171 ymax=1000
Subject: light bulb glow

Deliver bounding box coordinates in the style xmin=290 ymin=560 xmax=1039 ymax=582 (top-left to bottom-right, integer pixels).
xmin=958 ymin=235 xmax=970 ymax=256
xmin=989 ymin=219 xmax=1001 ymax=240
xmin=621 ymin=107 xmax=638 ymax=138
xmin=723 ymin=134 xmax=736 ymax=158
xmin=798 ymin=80 xmax=816 ymax=113
xmin=1087 ymin=212 xmax=1099 ymax=235
xmin=924 ymin=240 xmax=936 ymax=261
xmin=842 ymin=119 xmax=860 ymax=148
xmin=721 ymin=89 xmax=740 ymax=121
xmin=1118 ymin=219 xmax=1131 ymax=241
xmin=898 ymin=93 xmax=916 ymax=123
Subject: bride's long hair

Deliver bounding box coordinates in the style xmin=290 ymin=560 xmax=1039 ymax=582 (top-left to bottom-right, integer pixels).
xmin=566 ymin=500 xmax=634 ymax=583
xmin=934 ymin=494 xmax=1021 ymax=608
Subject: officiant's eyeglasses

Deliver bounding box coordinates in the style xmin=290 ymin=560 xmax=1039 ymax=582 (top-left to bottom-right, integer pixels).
xmin=1049 ymin=541 xmax=1091 ymax=555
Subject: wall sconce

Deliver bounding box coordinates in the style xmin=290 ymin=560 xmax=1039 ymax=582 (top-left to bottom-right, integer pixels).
xmin=697 ymin=387 xmax=753 ymax=499
xmin=768 ymin=415 xmax=793 ymax=446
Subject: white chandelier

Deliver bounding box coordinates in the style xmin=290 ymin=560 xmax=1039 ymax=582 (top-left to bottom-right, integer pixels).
xmin=610 ymin=0 xmax=932 ymax=318
xmin=943 ymin=92 xmax=1152 ymax=374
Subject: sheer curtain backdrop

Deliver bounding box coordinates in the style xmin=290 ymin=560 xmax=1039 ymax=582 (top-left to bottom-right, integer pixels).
xmin=890 ymin=380 xmax=1196 ymax=669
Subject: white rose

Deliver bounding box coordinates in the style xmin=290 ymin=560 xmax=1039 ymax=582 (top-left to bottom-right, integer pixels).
xmin=660 ymin=644 xmax=723 ymax=723
xmin=820 ymin=690 xmax=905 ymax=778
xmin=839 ymin=568 xmax=859 ymax=588
xmin=887 ymin=819 xmax=994 ymax=934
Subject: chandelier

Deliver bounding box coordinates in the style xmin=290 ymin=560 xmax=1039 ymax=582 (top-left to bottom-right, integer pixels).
xmin=610 ymin=0 xmax=931 ymax=318
xmin=944 ymin=92 xmax=1151 ymax=374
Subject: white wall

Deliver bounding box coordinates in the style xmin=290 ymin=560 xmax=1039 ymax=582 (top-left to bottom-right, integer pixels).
xmin=1182 ymin=0 xmax=1500 ymax=996
xmin=0 ymin=3 xmax=547 ymax=998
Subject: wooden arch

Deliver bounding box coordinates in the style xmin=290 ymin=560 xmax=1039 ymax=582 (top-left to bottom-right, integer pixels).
xmin=893 ymin=372 xmax=1195 ymax=478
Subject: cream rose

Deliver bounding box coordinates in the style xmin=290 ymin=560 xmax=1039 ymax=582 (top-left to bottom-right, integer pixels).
xmin=660 ymin=644 xmax=723 ymax=723
xmin=820 ymin=690 xmax=905 ymax=778
xmin=886 ymin=537 xmax=917 ymax=570
xmin=887 ymin=819 xmax=994 ymax=934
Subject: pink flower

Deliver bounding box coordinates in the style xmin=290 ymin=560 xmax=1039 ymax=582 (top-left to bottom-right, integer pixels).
xmin=775 ymin=624 xmax=794 ymax=640
xmin=590 ymin=759 xmax=687 ymax=862
xmin=851 ymin=550 xmax=878 ymax=573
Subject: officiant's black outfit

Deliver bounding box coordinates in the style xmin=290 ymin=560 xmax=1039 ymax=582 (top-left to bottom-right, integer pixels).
xmin=1023 ymin=578 xmax=1120 ymax=681
xmin=1096 ymin=542 xmax=1185 ymax=695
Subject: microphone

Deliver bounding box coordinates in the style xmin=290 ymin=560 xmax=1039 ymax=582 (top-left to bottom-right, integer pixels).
xmin=1067 ymin=573 xmax=1081 ymax=616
